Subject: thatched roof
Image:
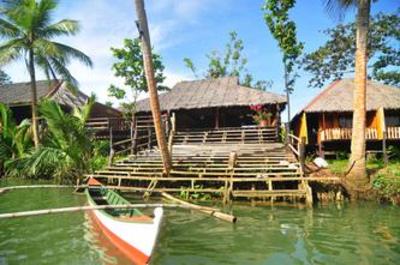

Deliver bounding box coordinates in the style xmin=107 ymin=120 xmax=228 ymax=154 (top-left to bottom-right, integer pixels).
xmin=136 ymin=76 xmax=286 ymax=112
xmin=302 ymin=79 xmax=400 ymax=113
xmin=0 ymin=80 xmax=61 ymax=106
xmin=0 ymin=80 xmax=121 ymax=117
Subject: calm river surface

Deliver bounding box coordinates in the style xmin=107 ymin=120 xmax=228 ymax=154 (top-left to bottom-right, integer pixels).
xmin=1 ymin=186 xmax=400 ymax=265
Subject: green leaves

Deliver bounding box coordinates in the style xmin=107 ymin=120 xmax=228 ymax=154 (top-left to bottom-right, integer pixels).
xmin=262 ymin=0 xmax=303 ymax=94
xmin=303 ymin=10 xmax=400 ymax=88
xmin=183 ymin=31 xmax=271 ymax=89
xmin=108 ymin=38 xmax=167 ymax=117
xmin=0 ymin=0 xmax=92 ymax=91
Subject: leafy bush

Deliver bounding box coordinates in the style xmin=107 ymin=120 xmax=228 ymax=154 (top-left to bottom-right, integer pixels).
xmin=1 ymin=98 xmax=109 ymax=184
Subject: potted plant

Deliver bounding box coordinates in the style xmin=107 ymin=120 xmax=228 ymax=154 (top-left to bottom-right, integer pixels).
xmin=250 ymin=104 xmax=273 ymax=127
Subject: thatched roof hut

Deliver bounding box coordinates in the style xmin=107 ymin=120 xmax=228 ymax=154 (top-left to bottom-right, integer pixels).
xmin=136 ymin=76 xmax=286 ymax=129
xmin=0 ymin=80 xmax=121 ymax=122
xmin=136 ymin=76 xmax=286 ymax=112
xmin=292 ymin=79 xmax=400 ymax=153
xmin=300 ymin=78 xmax=400 ymax=113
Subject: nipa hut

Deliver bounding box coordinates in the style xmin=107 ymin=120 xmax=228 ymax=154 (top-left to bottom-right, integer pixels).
xmin=136 ymin=76 xmax=286 ymax=130
xmin=0 ymin=80 xmax=121 ymax=123
xmin=291 ymin=79 xmax=400 ymax=155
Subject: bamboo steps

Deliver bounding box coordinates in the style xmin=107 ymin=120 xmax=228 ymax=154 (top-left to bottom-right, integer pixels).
xmin=89 ymin=127 xmax=316 ymax=203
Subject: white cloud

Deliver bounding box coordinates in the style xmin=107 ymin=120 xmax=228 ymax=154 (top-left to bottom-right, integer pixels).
xmin=3 ymin=0 xmax=229 ymax=107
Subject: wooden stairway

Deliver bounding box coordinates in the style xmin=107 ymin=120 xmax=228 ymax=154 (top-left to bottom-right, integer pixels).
xmin=88 ymin=127 xmax=312 ymax=203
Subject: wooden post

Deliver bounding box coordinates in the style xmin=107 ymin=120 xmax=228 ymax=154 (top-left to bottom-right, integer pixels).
xmin=108 ymin=125 xmax=114 ymax=166
xmin=285 ymin=122 xmax=290 ymax=146
xmin=215 ymin=108 xmax=220 ymax=129
xmin=383 ymin=130 xmax=388 ymax=167
xmin=131 ymin=115 xmax=137 ymax=155
xmin=134 ymin=0 xmax=172 ymax=174
xmin=276 ymin=103 xmax=281 ymax=141
xmin=298 ymin=137 xmax=306 ymax=172
xmin=147 ymin=127 xmax=152 ymax=150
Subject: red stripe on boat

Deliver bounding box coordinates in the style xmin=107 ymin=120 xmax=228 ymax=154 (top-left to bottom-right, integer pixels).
xmin=89 ymin=211 xmax=150 ymax=265
xmin=88 ymin=178 xmax=102 ymax=186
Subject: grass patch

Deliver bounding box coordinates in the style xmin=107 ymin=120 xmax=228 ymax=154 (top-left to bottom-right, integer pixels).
xmin=327 ymin=158 xmax=400 ymax=202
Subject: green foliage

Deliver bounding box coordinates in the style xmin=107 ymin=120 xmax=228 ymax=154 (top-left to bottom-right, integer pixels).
xmin=108 ymin=38 xmax=168 ymax=113
xmin=0 ymin=69 xmax=11 ymax=85
xmin=372 ymin=161 xmax=400 ymax=200
xmin=2 ymin=99 xmax=108 ymax=184
xmin=179 ymin=185 xmax=212 ymax=201
xmin=0 ymin=103 xmax=33 ymax=174
xmin=183 ymin=31 xmax=272 ymax=90
xmin=262 ymin=0 xmax=303 ymax=94
xmin=303 ymin=10 xmax=400 ymax=88
xmin=0 ymin=0 xmax=92 ymax=89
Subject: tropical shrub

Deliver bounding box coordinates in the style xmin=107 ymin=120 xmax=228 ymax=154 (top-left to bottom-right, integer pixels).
xmin=2 ymin=98 xmax=108 ymax=184
xmin=0 ymin=103 xmax=33 ymax=175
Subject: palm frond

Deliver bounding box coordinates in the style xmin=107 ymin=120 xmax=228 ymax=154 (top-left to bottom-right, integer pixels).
xmin=323 ymin=0 xmax=357 ymax=20
xmin=72 ymin=94 xmax=95 ymax=123
xmin=41 ymin=19 xmax=80 ymax=38
xmin=47 ymin=56 xmax=78 ymax=90
xmin=51 ymin=41 xmax=93 ymax=67
xmin=0 ymin=38 xmax=24 ymax=65
xmin=0 ymin=18 xmax=22 ymax=38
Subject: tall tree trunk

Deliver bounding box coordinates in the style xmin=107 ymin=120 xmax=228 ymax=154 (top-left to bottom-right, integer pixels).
xmin=28 ymin=48 xmax=39 ymax=148
xmin=134 ymin=0 xmax=172 ymax=174
xmin=284 ymin=63 xmax=291 ymax=126
xmin=347 ymin=0 xmax=370 ymax=188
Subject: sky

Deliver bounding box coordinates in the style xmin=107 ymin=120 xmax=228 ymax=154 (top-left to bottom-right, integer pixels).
xmin=3 ymin=0 xmax=398 ymax=121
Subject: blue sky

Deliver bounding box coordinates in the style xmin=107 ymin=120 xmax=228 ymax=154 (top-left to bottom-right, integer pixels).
xmin=4 ymin=0 xmax=398 ymax=121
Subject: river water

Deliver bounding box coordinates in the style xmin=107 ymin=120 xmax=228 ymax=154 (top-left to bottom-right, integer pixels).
xmin=0 ymin=187 xmax=399 ymax=265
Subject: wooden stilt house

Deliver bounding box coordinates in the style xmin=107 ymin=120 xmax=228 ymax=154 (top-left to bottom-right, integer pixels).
xmin=135 ymin=76 xmax=286 ymax=130
xmin=291 ymin=79 xmax=400 ymax=155
xmin=0 ymin=80 xmax=125 ymax=139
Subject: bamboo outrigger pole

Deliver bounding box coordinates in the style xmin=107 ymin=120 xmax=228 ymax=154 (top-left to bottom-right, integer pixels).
xmin=134 ymin=0 xmax=172 ymax=175
xmin=161 ymin=192 xmax=237 ymax=223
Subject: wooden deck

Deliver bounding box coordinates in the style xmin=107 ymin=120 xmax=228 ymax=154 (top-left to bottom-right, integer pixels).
xmin=87 ymin=127 xmax=339 ymax=204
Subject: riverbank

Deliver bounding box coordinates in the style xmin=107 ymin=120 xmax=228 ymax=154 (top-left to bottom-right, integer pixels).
xmin=310 ymin=159 xmax=400 ymax=205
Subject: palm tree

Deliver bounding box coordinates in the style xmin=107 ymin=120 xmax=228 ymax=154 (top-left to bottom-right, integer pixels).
xmin=134 ymin=0 xmax=172 ymax=174
xmin=325 ymin=0 xmax=371 ymax=188
xmin=0 ymin=0 xmax=93 ymax=148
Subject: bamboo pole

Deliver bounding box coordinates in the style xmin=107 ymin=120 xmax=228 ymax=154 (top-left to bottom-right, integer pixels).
xmin=0 ymin=203 xmax=198 ymax=219
xmin=0 ymin=185 xmax=87 ymax=195
xmin=161 ymin=192 xmax=237 ymax=223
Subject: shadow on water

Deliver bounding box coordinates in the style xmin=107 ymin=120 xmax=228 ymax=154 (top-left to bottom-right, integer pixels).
xmin=0 ymin=187 xmax=400 ymax=265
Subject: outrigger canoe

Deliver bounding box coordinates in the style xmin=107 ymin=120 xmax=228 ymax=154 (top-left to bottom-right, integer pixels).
xmin=86 ymin=178 xmax=163 ymax=265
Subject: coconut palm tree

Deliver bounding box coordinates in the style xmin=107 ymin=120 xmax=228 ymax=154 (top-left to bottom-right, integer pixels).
xmin=134 ymin=0 xmax=172 ymax=174
xmin=0 ymin=0 xmax=93 ymax=148
xmin=325 ymin=0 xmax=371 ymax=188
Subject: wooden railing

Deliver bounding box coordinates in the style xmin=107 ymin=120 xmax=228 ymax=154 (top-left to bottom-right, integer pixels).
xmin=86 ymin=117 xmax=130 ymax=132
xmin=110 ymin=114 xmax=169 ymax=158
xmin=172 ymin=126 xmax=279 ymax=145
xmin=287 ymin=133 xmax=305 ymax=173
xmin=319 ymin=127 xmax=378 ymax=142
xmin=387 ymin=126 xmax=400 ymax=139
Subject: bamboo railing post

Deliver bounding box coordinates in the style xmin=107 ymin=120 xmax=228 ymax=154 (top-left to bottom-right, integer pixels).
xmin=108 ymin=124 xmax=114 ymax=166
xmin=285 ymin=122 xmax=290 ymax=146
xmin=130 ymin=115 xmax=136 ymax=155
xmin=298 ymin=137 xmax=306 ymax=172
xmin=383 ymin=130 xmax=388 ymax=167
xmin=147 ymin=127 xmax=152 ymax=150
